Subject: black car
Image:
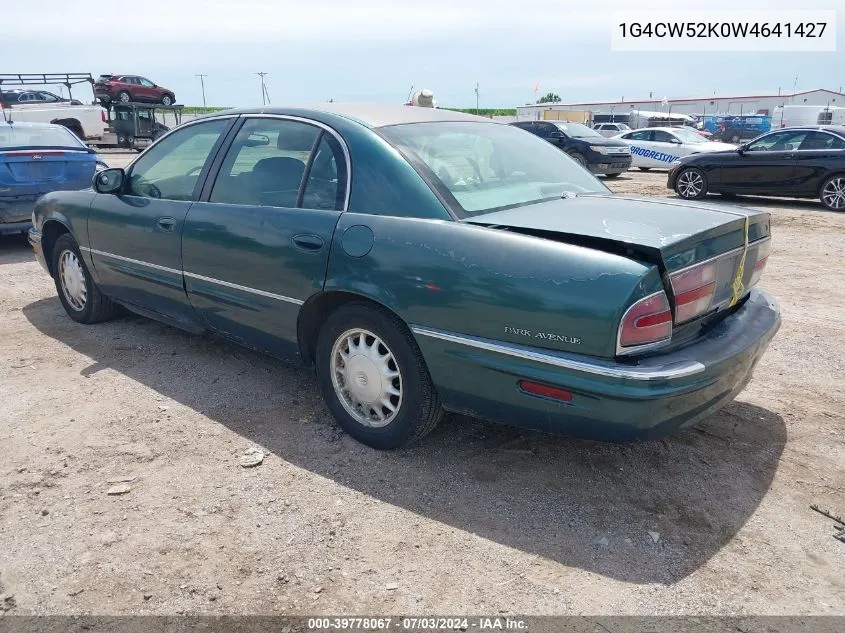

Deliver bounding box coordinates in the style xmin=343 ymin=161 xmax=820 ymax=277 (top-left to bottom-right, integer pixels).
xmin=668 ymin=126 xmax=845 ymax=211
xmin=510 ymin=120 xmax=632 ymax=178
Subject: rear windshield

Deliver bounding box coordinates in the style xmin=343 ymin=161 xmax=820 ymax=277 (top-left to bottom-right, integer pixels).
xmin=378 ymin=121 xmax=608 ymax=218
xmin=0 ymin=125 xmax=86 ymax=149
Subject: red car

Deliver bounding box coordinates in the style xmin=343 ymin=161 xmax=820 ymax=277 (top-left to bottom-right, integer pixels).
xmin=94 ymin=74 xmax=175 ymax=106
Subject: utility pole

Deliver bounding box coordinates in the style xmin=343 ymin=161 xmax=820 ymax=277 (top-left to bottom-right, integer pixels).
xmin=256 ymin=72 xmax=269 ymax=105
xmin=474 ymin=82 xmax=479 ymax=114
xmin=196 ymin=74 xmax=207 ymax=108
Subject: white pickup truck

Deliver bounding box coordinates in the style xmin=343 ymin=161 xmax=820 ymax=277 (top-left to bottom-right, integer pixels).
xmin=0 ymin=100 xmax=108 ymax=141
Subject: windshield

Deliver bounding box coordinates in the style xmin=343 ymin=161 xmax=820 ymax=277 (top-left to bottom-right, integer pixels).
xmin=670 ymin=128 xmax=708 ymax=144
xmin=0 ymin=124 xmax=86 ymax=149
xmin=552 ymin=122 xmax=603 ymax=138
xmin=379 ymin=121 xmax=609 ymax=218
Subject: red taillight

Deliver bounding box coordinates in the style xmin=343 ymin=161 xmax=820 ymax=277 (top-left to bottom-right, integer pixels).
xmin=670 ymin=261 xmax=717 ymax=324
xmin=101 ymin=110 xmax=107 ymax=122
xmin=749 ymin=240 xmax=771 ymax=288
xmin=618 ymin=291 xmax=672 ymax=350
xmin=519 ymin=381 xmax=573 ymax=402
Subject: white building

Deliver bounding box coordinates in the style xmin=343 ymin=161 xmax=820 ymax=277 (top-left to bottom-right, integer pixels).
xmin=516 ymin=88 xmax=845 ymax=120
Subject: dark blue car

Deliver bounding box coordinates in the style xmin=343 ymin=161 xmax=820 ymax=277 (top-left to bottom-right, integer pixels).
xmin=1 ymin=121 xmax=104 ymax=235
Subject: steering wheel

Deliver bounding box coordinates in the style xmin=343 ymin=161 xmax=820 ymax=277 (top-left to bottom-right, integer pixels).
xmin=465 ymin=157 xmax=484 ymax=184
xmin=146 ymin=183 xmax=162 ymax=199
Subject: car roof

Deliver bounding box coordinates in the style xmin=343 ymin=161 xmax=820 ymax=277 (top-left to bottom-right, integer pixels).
xmin=0 ymin=121 xmax=71 ymax=130
xmin=208 ymin=103 xmax=496 ymax=129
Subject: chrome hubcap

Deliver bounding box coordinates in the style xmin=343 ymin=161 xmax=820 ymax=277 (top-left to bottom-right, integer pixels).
xmin=59 ymin=250 xmax=87 ymax=311
xmin=822 ymin=177 xmax=845 ymax=210
xmin=677 ymin=170 xmax=704 ymax=198
xmin=330 ymin=328 xmax=402 ymax=428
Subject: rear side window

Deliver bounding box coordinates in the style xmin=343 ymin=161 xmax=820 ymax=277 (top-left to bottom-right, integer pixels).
xmin=209 ymin=117 xmax=346 ymax=210
xmin=798 ymin=131 xmax=845 ymax=150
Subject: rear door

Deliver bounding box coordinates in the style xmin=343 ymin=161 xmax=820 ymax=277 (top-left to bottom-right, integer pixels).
xmin=718 ymin=130 xmax=806 ymax=193
xmin=181 ymin=115 xmax=348 ymax=361
xmin=792 ymin=131 xmax=845 ymax=194
xmin=87 ymin=116 xmax=235 ymax=326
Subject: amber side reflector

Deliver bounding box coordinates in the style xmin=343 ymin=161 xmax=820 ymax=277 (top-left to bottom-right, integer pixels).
xmin=519 ymin=380 xmax=573 ymax=402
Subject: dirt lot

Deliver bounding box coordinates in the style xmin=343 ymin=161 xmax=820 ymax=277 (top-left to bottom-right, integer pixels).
xmin=1 ymin=165 xmax=843 ymax=616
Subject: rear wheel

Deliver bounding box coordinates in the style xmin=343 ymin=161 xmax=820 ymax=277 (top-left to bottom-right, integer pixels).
xmin=638 ymin=167 xmax=651 ymax=171
xmin=315 ymin=302 xmax=443 ymax=450
xmin=51 ymin=234 xmax=120 ymax=324
xmin=820 ymin=175 xmax=845 ymax=211
xmin=118 ymin=90 xmax=131 ymax=103
xmin=603 ymin=173 xmax=621 ymax=179
xmin=675 ymin=167 xmax=708 ymax=200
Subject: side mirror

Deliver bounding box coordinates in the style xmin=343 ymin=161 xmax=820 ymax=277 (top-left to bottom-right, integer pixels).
xmin=736 ymin=145 xmax=747 ymax=154
xmin=94 ymin=168 xmax=125 ymax=194
xmin=550 ymin=131 xmax=563 ymax=139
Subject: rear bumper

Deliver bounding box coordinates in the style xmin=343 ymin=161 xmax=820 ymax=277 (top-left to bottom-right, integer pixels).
xmin=0 ymin=220 xmax=32 ymax=235
xmin=413 ymin=289 xmax=781 ymax=441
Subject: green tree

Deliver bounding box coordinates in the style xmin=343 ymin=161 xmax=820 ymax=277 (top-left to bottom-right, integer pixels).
xmin=537 ymin=92 xmax=561 ymax=104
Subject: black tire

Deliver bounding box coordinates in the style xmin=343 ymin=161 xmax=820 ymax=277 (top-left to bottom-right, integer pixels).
xmin=315 ymin=302 xmax=443 ymax=450
xmin=161 ymin=93 xmax=174 ymax=106
xmin=603 ymin=173 xmax=621 ymax=179
xmin=674 ymin=167 xmax=708 ymax=200
xmin=638 ymin=167 xmax=651 ymax=171
xmin=118 ymin=90 xmax=131 ymax=104
xmin=51 ymin=234 xmax=120 ymax=324
xmin=819 ymin=174 xmax=845 ymax=211
xmin=568 ymin=152 xmax=587 ymax=168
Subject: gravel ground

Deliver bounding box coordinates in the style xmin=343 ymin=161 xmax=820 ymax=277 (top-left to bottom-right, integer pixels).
xmin=0 ymin=166 xmax=843 ymax=616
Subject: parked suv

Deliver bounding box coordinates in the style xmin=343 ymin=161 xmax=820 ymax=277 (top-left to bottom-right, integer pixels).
xmin=510 ymin=121 xmax=632 ymax=177
xmin=593 ymin=122 xmax=631 ymax=137
xmin=94 ymin=74 xmax=176 ymax=106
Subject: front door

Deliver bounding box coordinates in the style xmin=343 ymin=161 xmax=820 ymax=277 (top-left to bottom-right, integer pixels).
xmin=181 ymin=116 xmax=348 ymax=361
xmin=718 ymin=130 xmax=807 ymax=193
xmin=87 ymin=116 xmax=235 ymax=326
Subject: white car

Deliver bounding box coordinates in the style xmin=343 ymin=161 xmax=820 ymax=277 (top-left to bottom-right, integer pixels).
xmin=593 ymin=122 xmax=631 ymax=137
xmin=613 ymin=127 xmax=736 ymax=171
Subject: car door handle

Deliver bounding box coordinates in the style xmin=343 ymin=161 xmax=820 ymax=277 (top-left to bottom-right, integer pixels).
xmin=292 ymin=234 xmax=324 ymax=251
xmin=156 ymin=217 xmax=176 ymax=232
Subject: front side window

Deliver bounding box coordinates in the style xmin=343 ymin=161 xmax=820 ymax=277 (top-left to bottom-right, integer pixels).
xmin=210 ymin=118 xmax=321 ymax=208
xmin=625 ymin=130 xmax=652 ymax=141
xmin=139 ymin=78 xmax=155 ymax=87
xmin=747 ymin=130 xmax=809 ymax=152
xmin=379 ymin=121 xmax=608 ymax=218
xmin=652 ymin=131 xmax=679 ymax=143
xmin=126 ymin=118 xmax=229 ymax=200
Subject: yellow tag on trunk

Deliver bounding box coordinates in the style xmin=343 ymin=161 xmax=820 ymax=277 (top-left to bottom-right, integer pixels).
xmin=729 ymin=216 xmax=750 ymax=307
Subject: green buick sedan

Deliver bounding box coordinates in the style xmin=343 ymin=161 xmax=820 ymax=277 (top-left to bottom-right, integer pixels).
xmin=28 ymin=104 xmax=781 ymax=450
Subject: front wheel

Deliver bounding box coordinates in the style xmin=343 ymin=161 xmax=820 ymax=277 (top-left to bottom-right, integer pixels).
xmin=161 ymin=94 xmax=174 ymax=106
xmin=675 ymin=167 xmax=708 ymax=200
xmin=51 ymin=234 xmax=120 ymax=324
xmin=820 ymin=175 xmax=845 ymax=211
xmin=638 ymin=167 xmax=651 ymax=171
xmin=315 ymin=302 xmax=443 ymax=450
xmin=567 ymin=152 xmax=587 ymax=169
xmin=603 ymin=173 xmax=621 ymax=179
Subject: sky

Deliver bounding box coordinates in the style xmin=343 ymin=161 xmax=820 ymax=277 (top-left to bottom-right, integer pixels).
xmin=5 ymin=0 xmax=843 ymax=108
